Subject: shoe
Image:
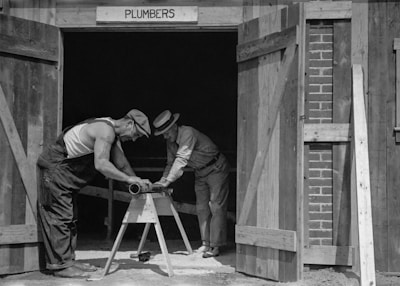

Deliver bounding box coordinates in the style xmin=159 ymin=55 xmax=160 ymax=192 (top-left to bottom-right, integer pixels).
xmin=202 ymin=247 xmax=220 ymax=258
xmin=73 ymin=261 xmax=97 ymax=272
xmin=53 ymin=266 xmax=90 ymax=278
xmin=196 ymin=245 xmax=210 ymax=253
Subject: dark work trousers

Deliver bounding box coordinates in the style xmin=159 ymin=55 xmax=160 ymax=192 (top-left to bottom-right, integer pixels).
xmin=37 ymin=122 xmax=103 ymax=270
xmin=194 ymin=154 xmax=230 ymax=248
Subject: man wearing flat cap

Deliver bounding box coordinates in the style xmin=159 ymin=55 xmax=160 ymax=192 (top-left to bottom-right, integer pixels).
xmin=37 ymin=109 xmax=152 ymax=278
xmin=153 ymin=110 xmax=230 ymax=258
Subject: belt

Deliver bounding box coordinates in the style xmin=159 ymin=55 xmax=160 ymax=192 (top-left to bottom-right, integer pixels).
xmin=198 ymin=153 xmax=220 ymax=170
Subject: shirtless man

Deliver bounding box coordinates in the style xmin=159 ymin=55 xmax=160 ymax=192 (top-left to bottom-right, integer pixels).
xmin=37 ymin=109 xmax=151 ymax=278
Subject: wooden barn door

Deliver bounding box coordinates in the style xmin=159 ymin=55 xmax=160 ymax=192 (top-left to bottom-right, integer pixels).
xmin=0 ymin=14 xmax=60 ymax=275
xmin=235 ymin=4 xmax=305 ymax=282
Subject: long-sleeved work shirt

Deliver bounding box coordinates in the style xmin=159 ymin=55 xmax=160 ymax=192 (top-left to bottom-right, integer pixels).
xmin=163 ymin=125 xmax=220 ymax=182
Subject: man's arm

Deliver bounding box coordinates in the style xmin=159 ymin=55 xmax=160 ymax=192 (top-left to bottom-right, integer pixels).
xmin=111 ymin=140 xmax=136 ymax=176
xmin=156 ymin=129 xmax=196 ymax=186
xmin=93 ymin=126 xmax=146 ymax=186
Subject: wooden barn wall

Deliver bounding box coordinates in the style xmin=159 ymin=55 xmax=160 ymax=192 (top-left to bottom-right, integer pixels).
xmin=1 ymin=0 xmax=400 ymax=274
xmin=2 ymin=0 xmax=56 ymax=25
xmin=54 ymin=0 xmax=243 ymax=28
xmin=368 ymin=1 xmax=400 ymax=272
xmin=0 ymin=1 xmax=59 ymax=274
xmin=0 ymin=15 xmax=59 ymax=275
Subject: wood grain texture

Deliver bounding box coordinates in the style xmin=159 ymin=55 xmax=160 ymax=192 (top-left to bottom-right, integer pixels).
xmin=236 ymin=11 xmax=259 ymax=277
xmin=304 ymin=124 xmax=351 ymax=142
xmin=368 ymin=1 xmax=388 ymax=271
xmin=56 ymin=6 xmax=242 ymax=28
xmin=304 ymin=1 xmax=351 ymax=20
xmin=0 ymin=13 xmax=59 ymax=275
xmin=236 ymin=225 xmax=296 ymax=252
xmin=384 ymin=1 xmax=400 ymax=273
xmin=352 ymin=64 xmax=376 ymax=286
xmin=303 ymin=246 xmax=352 ymax=266
xmin=332 ymin=20 xmax=351 ymax=247
xmin=256 ymin=8 xmax=283 ymax=280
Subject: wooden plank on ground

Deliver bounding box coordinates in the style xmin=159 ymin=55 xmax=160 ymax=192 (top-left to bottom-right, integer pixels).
xmin=352 ymin=64 xmax=376 ymax=286
xmin=304 ymin=1 xmax=352 ymax=19
xmin=236 ymin=226 xmax=296 ymax=252
xmin=237 ymin=25 xmax=296 ymax=63
xmin=304 ymin=124 xmax=351 ymax=142
xmin=303 ymin=246 xmax=352 ymax=266
xmin=0 ymin=225 xmax=39 ymax=244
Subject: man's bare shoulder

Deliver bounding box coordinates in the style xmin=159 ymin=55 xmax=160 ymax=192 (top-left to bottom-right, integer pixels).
xmin=84 ymin=121 xmax=115 ymax=144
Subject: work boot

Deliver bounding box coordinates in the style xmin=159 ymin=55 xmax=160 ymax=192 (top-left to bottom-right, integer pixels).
xmin=53 ymin=266 xmax=90 ymax=278
xmin=202 ymin=247 xmax=220 ymax=258
xmin=73 ymin=261 xmax=97 ymax=272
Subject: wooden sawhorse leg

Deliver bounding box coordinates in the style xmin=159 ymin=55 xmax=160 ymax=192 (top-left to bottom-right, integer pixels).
xmin=98 ymin=192 xmax=192 ymax=279
xmin=103 ymin=222 xmax=128 ymax=276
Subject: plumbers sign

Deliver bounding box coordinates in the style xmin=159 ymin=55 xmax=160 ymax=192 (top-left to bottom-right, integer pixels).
xmin=96 ymin=6 xmax=198 ymax=23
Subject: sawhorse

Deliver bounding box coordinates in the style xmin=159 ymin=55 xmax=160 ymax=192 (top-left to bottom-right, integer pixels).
xmin=102 ymin=191 xmax=193 ymax=277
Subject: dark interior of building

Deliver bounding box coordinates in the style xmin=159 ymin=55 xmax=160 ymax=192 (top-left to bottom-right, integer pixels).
xmin=62 ymin=31 xmax=238 ymax=243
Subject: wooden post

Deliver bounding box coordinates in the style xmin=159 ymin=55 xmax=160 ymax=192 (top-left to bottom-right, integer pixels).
xmin=107 ymin=179 xmax=114 ymax=240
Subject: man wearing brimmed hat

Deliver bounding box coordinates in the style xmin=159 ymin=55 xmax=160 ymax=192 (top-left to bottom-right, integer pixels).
xmin=37 ymin=109 xmax=152 ymax=278
xmin=153 ymin=110 xmax=230 ymax=258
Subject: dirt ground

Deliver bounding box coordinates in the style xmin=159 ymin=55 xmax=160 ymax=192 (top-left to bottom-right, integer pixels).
xmin=1 ymin=238 xmax=400 ymax=286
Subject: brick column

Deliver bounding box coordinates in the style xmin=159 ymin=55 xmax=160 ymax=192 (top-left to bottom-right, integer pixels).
xmin=306 ymin=20 xmax=334 ymax=246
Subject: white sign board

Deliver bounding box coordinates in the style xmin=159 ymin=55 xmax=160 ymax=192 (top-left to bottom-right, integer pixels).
xmin=96 ymin=6 xmax=198 ymax=23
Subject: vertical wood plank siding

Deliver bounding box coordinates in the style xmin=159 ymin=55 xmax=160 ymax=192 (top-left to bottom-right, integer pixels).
xmin=332 ymin=20 xmax=351 ymax=247
xmin=381 ymin=1 xmax=400 ymax=273
xmin=0 ymin=10 xmax=59 ymax=274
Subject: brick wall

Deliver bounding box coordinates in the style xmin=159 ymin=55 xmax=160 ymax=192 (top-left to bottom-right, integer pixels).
xmin=306 ymin=20 xmax=334 ymax=246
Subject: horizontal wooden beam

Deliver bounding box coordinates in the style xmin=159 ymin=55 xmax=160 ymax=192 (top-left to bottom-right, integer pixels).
xmin=0 ymin=33 xmax=58 ymax=62
xmin=56 ymin=6 xmax=242 ymax=29
xmin=304 ymin=1 xmax=352 ymax=19
xmin=304 ymin=123 xmax=351 ymax=142
xmin=236 ymin=25 xmax=297 ymax=63
xmin=0 ymin=225 xmax=39 ymax=244
xmin=394 ymin=38 xmax=400 ymax=50
xmin=80 ymin=185 xmax=236 ymax=222
xmin=303 ymin=246 xmax=353 ymax=266
xmin=235 ymin=225 xmax=296 ymax=252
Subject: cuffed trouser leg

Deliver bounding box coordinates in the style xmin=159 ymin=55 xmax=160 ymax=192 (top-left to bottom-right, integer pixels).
xmin=38 ymin=174 xmax=77 ymax=270
xmin=208 ymin=168 xmax=229 ymax=247
xmin=195 ymin=159 xmax=230 ymax=248
xmin=195 ymin=179 xmax=211 ymax=245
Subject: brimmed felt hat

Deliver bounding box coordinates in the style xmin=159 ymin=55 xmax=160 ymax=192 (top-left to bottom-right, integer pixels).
xmin=125 ymin=109 xmax=151 ymax=138
xmin=153 ymin=110 xmax=180 ymax=136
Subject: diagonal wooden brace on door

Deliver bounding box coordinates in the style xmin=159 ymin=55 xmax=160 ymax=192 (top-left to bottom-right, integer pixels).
xmin=237 ymin=42 xmax=298 ymax=226
xmin=0 ymin=84 xmax=37 ymax=223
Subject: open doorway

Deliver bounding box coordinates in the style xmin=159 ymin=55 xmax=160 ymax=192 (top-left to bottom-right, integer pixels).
xmin=62 ymin=31 xmax=238 ymax=242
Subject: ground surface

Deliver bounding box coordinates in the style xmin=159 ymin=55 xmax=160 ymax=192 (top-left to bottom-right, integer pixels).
xmin=1 ymin=238 xmax=400 ymax=286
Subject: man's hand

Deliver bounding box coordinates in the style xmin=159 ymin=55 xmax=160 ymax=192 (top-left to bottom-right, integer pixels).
xmin=153 ymin=177 xmax=170 ymax=188
xmin=127 ymin=176 xmax=152 ymax=192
